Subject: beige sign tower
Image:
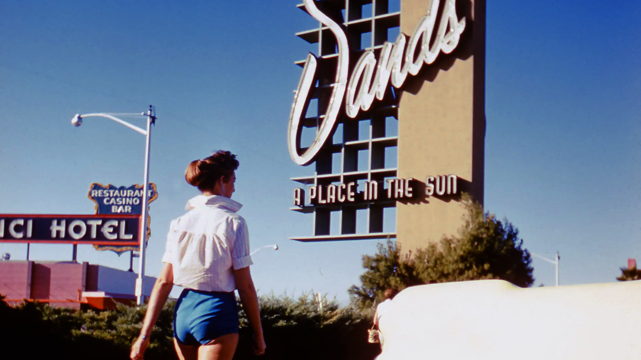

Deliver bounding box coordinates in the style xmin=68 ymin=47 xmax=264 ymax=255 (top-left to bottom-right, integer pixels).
xmin=397 ymin=0 xmax=485 ymax=251
xmin=288 ymin=0 xmax=485 ymax=252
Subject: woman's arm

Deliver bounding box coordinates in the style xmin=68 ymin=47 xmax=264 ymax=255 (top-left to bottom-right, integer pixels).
xmin=373 ymin=308 xmax=379 ymax=327
xmin=130 ymin=263 xmax=174 ymax=360
xmin=234 ymin=266 xmax=266 ymax=356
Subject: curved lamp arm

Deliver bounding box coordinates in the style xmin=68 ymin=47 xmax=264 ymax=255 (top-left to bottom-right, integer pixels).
xmin=531 ymin=252 xmax=558 ymax=265
xmin=531 ymin=252 xmax=560 ymax=286
xmin=71 ymin=113 xmax=148 ymax=135
xmin=251 ymin=244 xmax=279 ymax=256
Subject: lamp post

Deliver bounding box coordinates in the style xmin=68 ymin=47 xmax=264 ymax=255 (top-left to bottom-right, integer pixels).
xmin=71 ymin=106 xmax=155 ymax=305
xmin=531 ymin=251 xmax=560 ymax=286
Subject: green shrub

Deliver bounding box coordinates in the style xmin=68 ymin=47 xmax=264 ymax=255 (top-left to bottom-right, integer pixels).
xmin=0 ymin=292 xmax=379 ymax=360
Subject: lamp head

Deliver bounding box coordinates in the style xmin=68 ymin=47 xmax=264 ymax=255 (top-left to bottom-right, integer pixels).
xmin=273 ymin=245 xmax=279 ymax=251
xmin=2 ymin=253 xmax=10 ymax=261
xmin=71 ymin=114 xmax=83 ymax=127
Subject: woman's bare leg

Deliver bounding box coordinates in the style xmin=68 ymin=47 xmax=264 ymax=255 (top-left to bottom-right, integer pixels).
xmin=199 ymin=333 xmax=239 ymax=360
xmin=174 ymin=338 xmax=198 ymax=360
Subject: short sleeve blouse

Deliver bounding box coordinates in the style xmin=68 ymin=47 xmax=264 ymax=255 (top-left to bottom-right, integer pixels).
xmin=161 ymin=195 xmax=253 ymax=292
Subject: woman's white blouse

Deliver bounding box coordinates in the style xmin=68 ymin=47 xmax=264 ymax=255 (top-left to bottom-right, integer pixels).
xmin=162 ymin=195 xmax=253 ymax=292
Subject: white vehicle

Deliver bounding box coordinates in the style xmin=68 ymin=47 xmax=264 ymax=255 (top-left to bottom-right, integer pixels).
xmin=377 ymin=280 xmax=641 ymax=360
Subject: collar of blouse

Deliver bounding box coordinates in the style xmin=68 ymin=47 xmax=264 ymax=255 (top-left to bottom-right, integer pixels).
xmin=185 ymin=194 xmax=243 ymax=212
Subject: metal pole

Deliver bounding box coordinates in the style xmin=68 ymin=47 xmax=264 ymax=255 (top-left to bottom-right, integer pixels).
xmin=26 ymin=243 xmax=30 ymax=261
xmin=72 ymin=244 xmax=78 ymax=262
xmin=555 ymin=251 xmax=560 ymax=287
xmin=136 ymin=106 xmax=154 ymax=305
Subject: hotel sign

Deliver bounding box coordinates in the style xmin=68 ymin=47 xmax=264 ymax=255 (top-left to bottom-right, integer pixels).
xmin=288 ymin=0 xmax=466 ymax=166
xmin=287 ymin=0 xmax=479 ymax=242
xmin=88 ymin=183 xmax=157 ymax=215
xmin=294 ymin=175 xmax=459 ymax=207
xmin=88 ymin=183 xmax=157 ymax=253
xmin=0 ymin=214 xmax=141 ymax=246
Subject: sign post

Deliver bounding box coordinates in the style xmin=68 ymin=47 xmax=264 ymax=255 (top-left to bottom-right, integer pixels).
xmin=137 ymin=108 xmax=154 ymax=305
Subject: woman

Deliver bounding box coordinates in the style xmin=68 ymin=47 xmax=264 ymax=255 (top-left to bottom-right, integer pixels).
xmin=131 ymin=150 xmax=266 ymax=360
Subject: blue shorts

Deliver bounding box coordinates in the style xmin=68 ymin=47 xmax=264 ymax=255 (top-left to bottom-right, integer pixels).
xmin=173 ymin=289 xmax=239 ymax=346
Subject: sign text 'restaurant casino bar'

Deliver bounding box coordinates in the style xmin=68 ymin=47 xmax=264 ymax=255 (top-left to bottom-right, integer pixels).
xmin=288 ymin=0 xmax=485 ymax=250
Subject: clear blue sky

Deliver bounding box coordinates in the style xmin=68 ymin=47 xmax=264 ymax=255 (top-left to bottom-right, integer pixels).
xmin=1 ymin=1 xmax=640 ymax=304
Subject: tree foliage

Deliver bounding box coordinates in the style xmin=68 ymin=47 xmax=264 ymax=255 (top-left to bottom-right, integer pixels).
xmin=349 ymin=195 xmax=534 ymax=309
xmin=617 ymin=266 xmax=641 ymax=281
xmin=347 ymin=240 xmax=421 ymax=311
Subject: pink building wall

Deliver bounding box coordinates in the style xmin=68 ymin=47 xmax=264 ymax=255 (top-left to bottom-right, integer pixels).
xmin=0 ymin=261 xmax=154 ymax=309
xmin=0 ymin=261 xmax=32 ymax=300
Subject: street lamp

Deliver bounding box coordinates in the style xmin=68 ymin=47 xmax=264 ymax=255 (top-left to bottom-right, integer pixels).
xmin=531 ymin=251 xmax=560 ymax=286
xmin=250 ymin=244 xmax=279 ymax=256
xmin=71 ymin=106 xmax=156 ymax=305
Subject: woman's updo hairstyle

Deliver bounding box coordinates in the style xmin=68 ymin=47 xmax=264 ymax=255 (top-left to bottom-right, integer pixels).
xmin=383 ymin=287 xmax=399 ymax=300
xmin=185 ymin=150 xmax=239 ymax=192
